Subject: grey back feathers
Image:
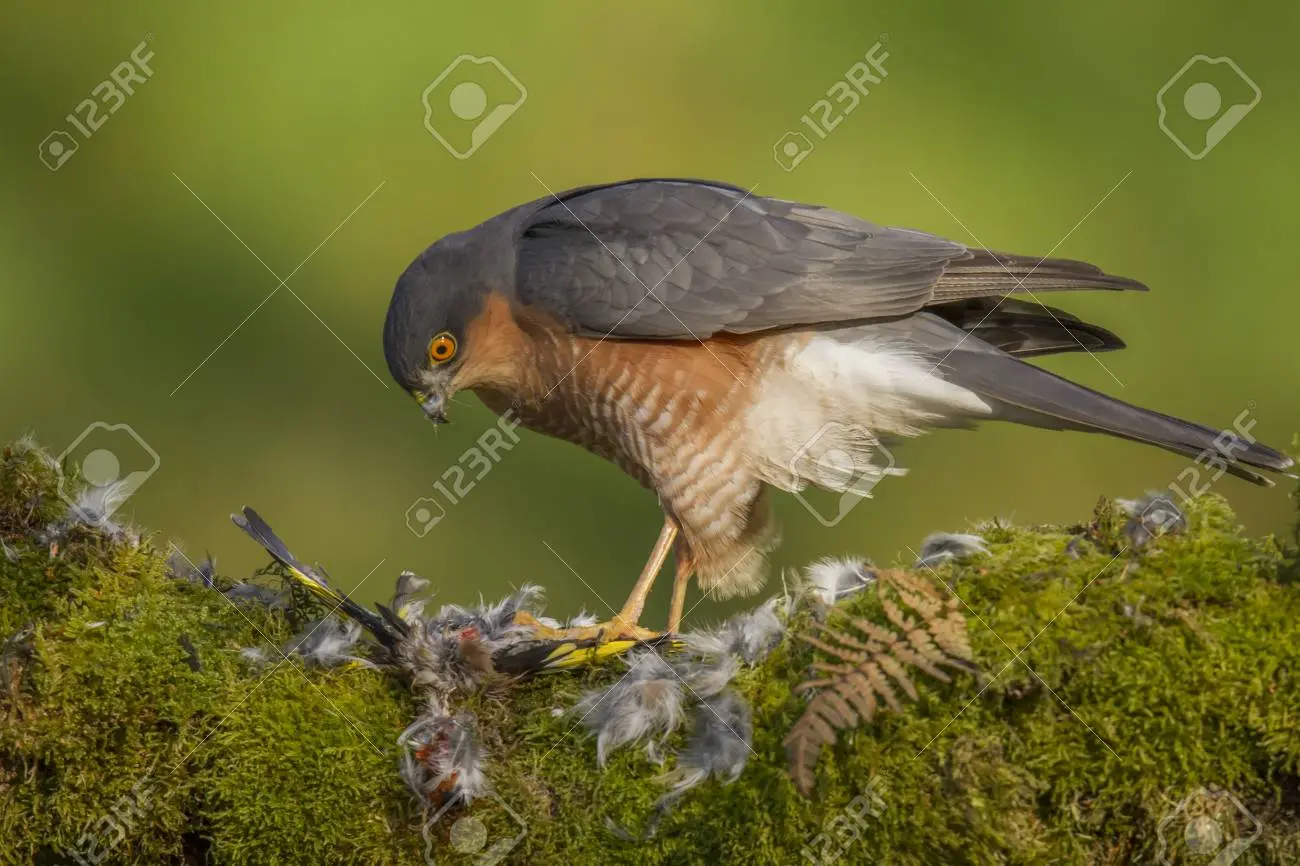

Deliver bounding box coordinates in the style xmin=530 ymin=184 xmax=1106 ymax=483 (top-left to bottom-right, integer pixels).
xmin=510 ymin=179 xmax=1144 ymax=339
xmin=390 ymin=178 xmax=1146 ymax=351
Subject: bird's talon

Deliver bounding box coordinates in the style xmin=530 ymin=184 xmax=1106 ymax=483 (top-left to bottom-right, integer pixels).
xmin=514 ymin=613 xmax=660 ymax=644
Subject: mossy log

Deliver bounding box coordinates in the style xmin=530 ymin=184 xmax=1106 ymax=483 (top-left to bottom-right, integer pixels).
xmin=2 ymin=441 xmax=1298 ymax=865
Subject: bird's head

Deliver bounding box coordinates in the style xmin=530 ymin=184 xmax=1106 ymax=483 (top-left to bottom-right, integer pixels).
xmin=383 ymin=238 xmax=492 ymax=425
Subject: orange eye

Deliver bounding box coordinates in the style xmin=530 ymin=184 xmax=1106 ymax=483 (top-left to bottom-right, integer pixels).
xmin=428 ymin=332 xmax=457 ymax=365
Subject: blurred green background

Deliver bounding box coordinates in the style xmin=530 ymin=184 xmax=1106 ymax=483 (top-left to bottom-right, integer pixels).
xmin=3 ymin=1 xmax=1296 ymax=627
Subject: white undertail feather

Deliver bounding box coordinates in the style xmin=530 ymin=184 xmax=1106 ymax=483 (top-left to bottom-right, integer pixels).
xmin=745 ymin=336 xmax=992 ymax=494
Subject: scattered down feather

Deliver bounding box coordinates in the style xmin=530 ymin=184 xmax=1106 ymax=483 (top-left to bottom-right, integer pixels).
xmin=166 ymin=549 xmax=217 ymax=588
xmin=804 ymin=557 xmax=876 ymax=608
xmin=224 ymin=581 xmax=288 ymax=609
xmin=586 ymin=597 xmax=790 ymax=838
xmin=573 ymin=651 xmax=686 ymax=767
xmin=12 ymin=434 xmax=57 ymax=467
xmin=43 ymin=481 xmax=138 ymax=546
xmin=662 ymin=690 xmax=752 ymax=794
xmin=1117 ymin=491 xmax=1187 ymax=547
xmin=535 ymin=609 xmax=599 ymax=629
xmin=390 ymin=570 xmax=430 ymax=624
xmin=581 ymin=597 xmax=787 ymax=777
xmin=683 ymin=598 xmax=785 ymax=666
xmin=427 ymin=584 xmax=544 ymax=644
xmin=610 ymin=689 xmax=754 ymax=840
xmin=914 ymin=533 xmax=989 ymax=569
xmin=677 ymin=653 xmax=739 ymax=700
xmin=286 ymin=617 xmax=376 ymax=669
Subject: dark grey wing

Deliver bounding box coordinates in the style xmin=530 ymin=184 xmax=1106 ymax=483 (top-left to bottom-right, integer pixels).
xmin=512 ymin=179 xmax=1145 ymax=339
xmin=513 ymin=179 xmax=968 ymax=338
xmin=925 ymin=297 xmax=1126 ymax=357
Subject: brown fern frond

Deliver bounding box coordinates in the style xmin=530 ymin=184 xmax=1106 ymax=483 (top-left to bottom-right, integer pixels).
xmin=809 ymin=661 xmax=857 ymax=676
xmin=812 ymin=622 xmax=885 ymax=656
xmin=839 ymin=672 xmax=878 ymax=719
xmin=873 ymin=652 xmax=919 ymax=702
xmin=784 ymin=569 xmax=978 ymax=796
xmin=866 ymin=661 xmax=903 ymax=713
xmin=799 ymin=629 xmax=864 ymax=662
xmin=891 ymin=643 xmax=954 ymax=684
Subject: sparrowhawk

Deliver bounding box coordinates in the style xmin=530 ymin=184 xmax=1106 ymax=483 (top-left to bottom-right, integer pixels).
xmin=383 ymin=178 xmax=1292 ymax=638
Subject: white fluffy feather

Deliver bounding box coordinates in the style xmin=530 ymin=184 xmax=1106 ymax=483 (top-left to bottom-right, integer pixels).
xmin=746 ymin=337 xmax=990 ymax=493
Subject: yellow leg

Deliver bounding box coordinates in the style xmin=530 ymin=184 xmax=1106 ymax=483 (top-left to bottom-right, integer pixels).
xmin=612 ymin=516 xmax=678 ymax=631
xmin=667 ymin=549 xmax=694 ymax=634
xmin=521 ymin=516 xmax=678 ymax=643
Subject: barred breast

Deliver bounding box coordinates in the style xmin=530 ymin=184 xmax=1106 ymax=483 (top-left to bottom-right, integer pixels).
xmin=480 ymin=330 xmax=783 ymax=598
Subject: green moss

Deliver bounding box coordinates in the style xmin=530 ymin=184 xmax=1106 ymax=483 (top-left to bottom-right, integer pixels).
xmin=2 ymin=442 xmax=1299 ymax=864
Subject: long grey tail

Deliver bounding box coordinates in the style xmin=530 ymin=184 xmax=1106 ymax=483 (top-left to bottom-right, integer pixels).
xmin=938 ymin=350 xmax=1294 ymax=486
xmin=932 ymin=250 xmax=1149 ymax=302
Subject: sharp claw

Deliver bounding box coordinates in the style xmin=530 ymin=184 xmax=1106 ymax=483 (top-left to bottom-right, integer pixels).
xmin=512 ymin=613 xmax=660 ymax=644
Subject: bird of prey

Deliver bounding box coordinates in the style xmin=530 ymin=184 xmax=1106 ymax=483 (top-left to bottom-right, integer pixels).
xmin=383 ymin=178 xmax=1292 ymax=639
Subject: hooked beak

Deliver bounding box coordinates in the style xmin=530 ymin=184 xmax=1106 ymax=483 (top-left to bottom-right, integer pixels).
xmin=418 ymin=391 xmax=449 ymax=425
